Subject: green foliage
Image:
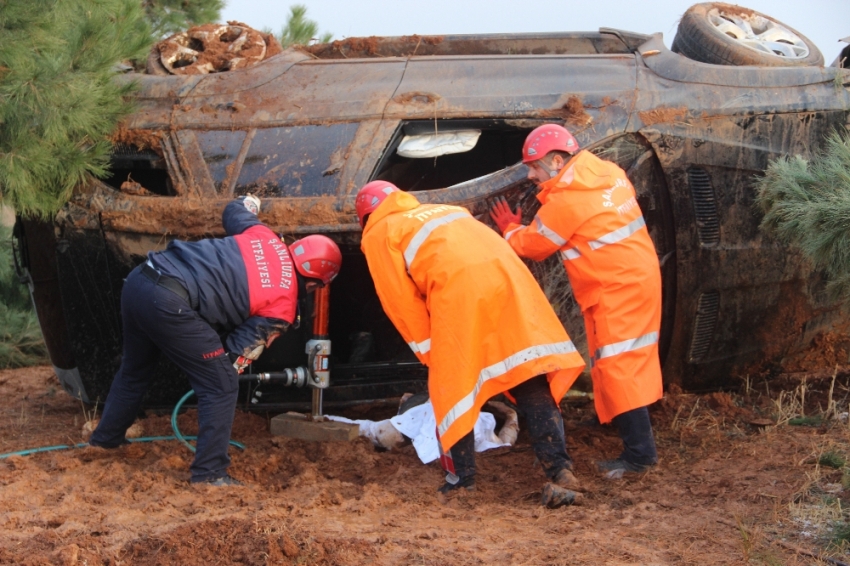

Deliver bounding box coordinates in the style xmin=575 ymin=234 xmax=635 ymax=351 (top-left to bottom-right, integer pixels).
xmin=788 ymin=415 xmax=824 ymax=427
xmin=279 ymin=4 xmax=332 ymax=48
xmin=755 ymin=131 xmax=850 ymax=306
xmin=0 ymin=0 xmax=152 ymax=219
xmin=831 ymin=521 xmax=850 ymax=548
xmin=818 ymin=450 xmax=846 ymax=469
xmin=0 ymin=226 xmax=47 ymax=368
xmin=0 ymin=304 xmax=48 ymax=368
xmin=143 ymin=0 xmax=224 ymax=38
xmin=0 ymin=227 xmax=29 ymax=312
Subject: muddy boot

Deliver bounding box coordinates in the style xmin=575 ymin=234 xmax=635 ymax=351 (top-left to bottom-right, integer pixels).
xmin=553 ymin=468 xmax=583 ymax=491
xmin=437 ymin=430 xmax=476 ymax=494
xmin=437 ymin=475 xmax=475 ymax=494
xmin=541 ymin=483 xmax=582 ymax=509
xmin=194 ymin=474 xmax=245 ymax=487
xmin=596 ymin=458 xmax=653 ymax=480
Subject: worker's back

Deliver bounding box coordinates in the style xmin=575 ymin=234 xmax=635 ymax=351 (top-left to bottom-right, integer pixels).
xmin=365 ymin=192 xmax=533 ymax=296
xmin=150 ymin=200 xmax=298 ymax=332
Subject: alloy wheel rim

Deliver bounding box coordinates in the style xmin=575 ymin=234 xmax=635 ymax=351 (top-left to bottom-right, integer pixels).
xmin=707 ymin=9 xmax=810 ymax=59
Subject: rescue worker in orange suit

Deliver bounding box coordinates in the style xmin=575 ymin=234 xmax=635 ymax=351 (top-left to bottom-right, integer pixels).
xmin=356 ymin=181 xmax=587 ymax=507
xmin=90 ymin=195 xmax=342 ymax=486
xmin=489 ymin=124 xmax=662 ymax=477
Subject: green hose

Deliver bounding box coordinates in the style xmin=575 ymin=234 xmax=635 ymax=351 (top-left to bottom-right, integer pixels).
xmin=170 ymin=390 xmax=244 ymax=452
xmin=0 ymin=390 xmax=245 ymax=460
xmin=172 ymin=389 xmax=198 ymax=453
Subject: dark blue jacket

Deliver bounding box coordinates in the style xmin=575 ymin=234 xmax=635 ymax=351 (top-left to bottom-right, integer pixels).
xmin=149 ymin=198 xmax=292 ymax=357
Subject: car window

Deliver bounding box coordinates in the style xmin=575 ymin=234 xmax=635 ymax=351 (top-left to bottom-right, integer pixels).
xmin=233 ymin=123 xmax=360 ymax=197
xmin=195 ymin=130 xmax=248 ymax=193
xmin=105 ymin=144 xmax=172 ymax=196
xmin=373 ymin=119 xmax=531 ymax=191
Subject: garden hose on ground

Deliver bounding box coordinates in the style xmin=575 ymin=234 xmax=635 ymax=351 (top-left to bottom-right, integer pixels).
xmin=171 ymin=389 xmax=246 ymax=453
xmin=0 ymin=390 xmax=245 ymax=459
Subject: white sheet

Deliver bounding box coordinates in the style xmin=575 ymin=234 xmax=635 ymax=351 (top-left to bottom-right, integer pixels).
xmin=328 ymin=400 xmax=509 ymax=464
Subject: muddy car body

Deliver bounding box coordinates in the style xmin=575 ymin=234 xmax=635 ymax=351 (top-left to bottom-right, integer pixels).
xmin=16 ymin=14 xmax=850 ymax=408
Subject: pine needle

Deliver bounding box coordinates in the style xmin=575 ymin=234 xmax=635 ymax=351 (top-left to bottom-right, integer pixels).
xmin=279 ymin=5 xmax=332 ymax=47
xmin=755 ymin=130 xmax=850 ymax=306
xmin=0 ymin=0 xmax=153 ymax=219
xmin=0 ymin=226 xmax=48 ymax=368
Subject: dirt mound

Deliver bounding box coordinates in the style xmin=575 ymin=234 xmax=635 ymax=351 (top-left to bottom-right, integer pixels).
xmin=121 ymin=517 xmax=376 ymax=565
xmin=782 ymin=331 xmax=850 ymax=374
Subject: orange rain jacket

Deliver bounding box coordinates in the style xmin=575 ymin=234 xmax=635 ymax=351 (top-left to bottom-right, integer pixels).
xmin=361 ymin=191 xmax=586 ymax=451
xmin=503 ymin=150 xmax=663 ymax=424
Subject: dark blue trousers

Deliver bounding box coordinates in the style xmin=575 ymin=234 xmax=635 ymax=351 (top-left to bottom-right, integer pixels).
xmin=450 ymin=375 xmax=572 ymax=481
xmin=90 ymin=265 xmax=239 ymax=482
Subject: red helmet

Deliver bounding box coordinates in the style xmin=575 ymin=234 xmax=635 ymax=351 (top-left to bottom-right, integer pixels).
xmin=522 ymin=124 xmax=579 ymax=164
xmin=355 ymin=180 xmax=399 ymax=227
xmin=290 ymin=235 xmax=342 ymax=285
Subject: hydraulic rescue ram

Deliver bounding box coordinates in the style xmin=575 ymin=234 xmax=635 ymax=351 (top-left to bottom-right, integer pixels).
xmin=309 ymin=284 xmax=331 ymax=420
xmin=260 ymin=284 xmax=359 ymax=442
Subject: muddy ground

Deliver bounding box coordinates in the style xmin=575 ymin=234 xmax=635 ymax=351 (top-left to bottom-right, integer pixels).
xmin=4 ymin=350 xmax=850 ymax=565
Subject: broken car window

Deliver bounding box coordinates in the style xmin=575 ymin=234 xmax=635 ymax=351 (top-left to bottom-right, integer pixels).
xmin=374 ymin=120 xmax=531 ymax=191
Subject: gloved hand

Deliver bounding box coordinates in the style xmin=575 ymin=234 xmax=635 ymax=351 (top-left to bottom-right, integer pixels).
xmin=489 ymin=197 xmax=521 ymax=233
xmin=241 ymin=194 xmax=261 ymax=215
xmin=230 ymin=344 xmax=265 ymax=374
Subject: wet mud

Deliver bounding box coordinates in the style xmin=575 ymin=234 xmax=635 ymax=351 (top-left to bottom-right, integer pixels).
xmin=3 ymin=350 xmax=850 ymax=564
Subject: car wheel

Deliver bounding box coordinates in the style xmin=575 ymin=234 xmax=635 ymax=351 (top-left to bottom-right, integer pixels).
xmin=148 ymin=23 xmax=276 ymax=75
xmin=671 ymin=2 xmax=823 ymax=67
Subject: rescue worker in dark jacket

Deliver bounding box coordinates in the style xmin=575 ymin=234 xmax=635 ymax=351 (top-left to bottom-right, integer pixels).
xmin=90 ymin=195 xmax=342 ymax=485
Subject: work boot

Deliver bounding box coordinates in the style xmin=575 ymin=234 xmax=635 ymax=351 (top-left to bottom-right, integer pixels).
xmin=596 ymin=458 xmax=654 ymax=480
xmin=437 ymin=475 xmax=475 ymax=494
xmin=541 ymin=483 xmax=582 ymax=509
xmin=553 ymin=468 xmax=583 ymax=491
xmin=194 ymin=474 xmax=245 ymax=487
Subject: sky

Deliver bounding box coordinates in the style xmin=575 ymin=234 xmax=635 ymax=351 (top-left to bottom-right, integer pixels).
xmin=220 ymin=0 xmax=846 ymax=64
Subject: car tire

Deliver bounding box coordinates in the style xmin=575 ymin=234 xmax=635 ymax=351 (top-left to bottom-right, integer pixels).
xmin=671 ymin=2 xmax=823 ymax=67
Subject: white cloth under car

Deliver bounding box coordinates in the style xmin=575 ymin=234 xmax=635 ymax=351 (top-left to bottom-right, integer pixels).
xmin=328 ymin=400 xmax=509 ymax=464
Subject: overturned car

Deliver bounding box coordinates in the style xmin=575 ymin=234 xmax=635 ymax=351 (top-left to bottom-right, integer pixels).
xmin=15 ymin=3 xmax=850 ymax=408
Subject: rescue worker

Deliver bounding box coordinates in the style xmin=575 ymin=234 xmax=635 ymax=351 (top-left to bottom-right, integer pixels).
xmin=90 ymin=195 xmax=342 ymax=486
xmin=489 ymin=124 xmax=662 ymax=477
xmin=356 ymin=181 xmax=587 ymax=507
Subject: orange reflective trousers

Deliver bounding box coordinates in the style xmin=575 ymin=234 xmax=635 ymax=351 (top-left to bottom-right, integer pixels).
xmin=503 ymin=150 xmax=663 ymax=424
xmin=361 ymin=191 xmax=586 ymax=451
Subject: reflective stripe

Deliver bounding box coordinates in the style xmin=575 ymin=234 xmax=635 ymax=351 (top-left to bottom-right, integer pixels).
xmin=437 ymin=340 xmax=578 ymax=436
xmin=534 ymin=215 xmax=567 ymax=247
xmin=404 ymin=211 xmax=469 ymax=269
xmin=588 ymin=216 xmax=646 ymax=250
xmin=504 ymin=226 xmax=523 ymax=242
xmin=407 ymin=338 xmax=431 ymax=354
xmin=560 ymin=247 xmax=581 ymax=261
xmin=594 ymin=332 xmax=658 ymax=361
